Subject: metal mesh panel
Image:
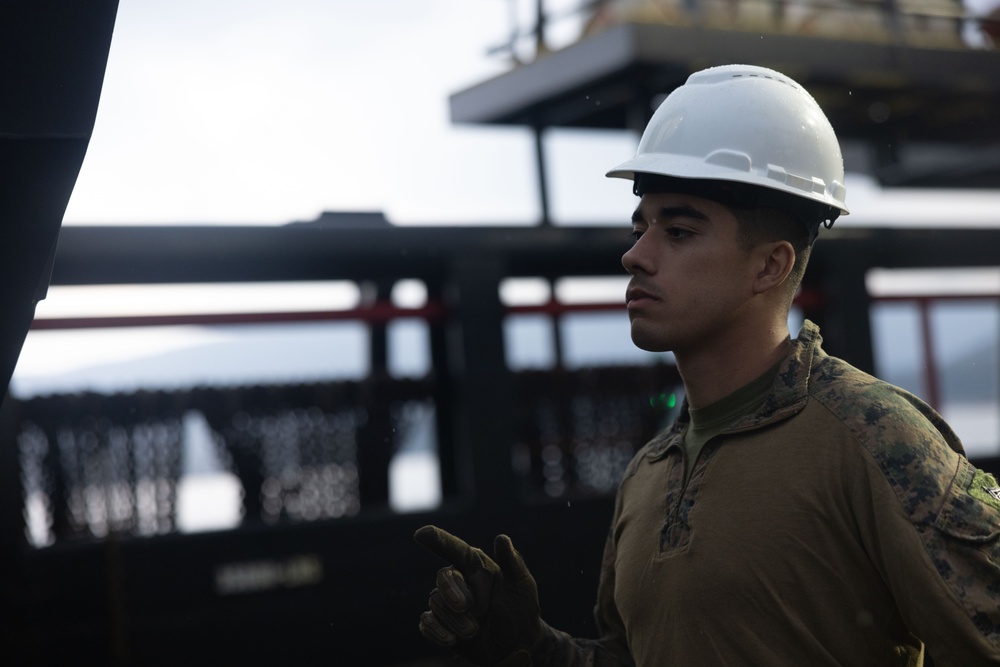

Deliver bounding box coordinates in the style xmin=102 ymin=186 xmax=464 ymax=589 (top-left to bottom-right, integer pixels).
xmin=18 ymin=408 xmax=183 ymax=546
xmin=513 ymin=364 xmax=681 ymax=498
xmin=12 ymin=378 xmax=437 ymax=548
xmin=224 ymin=406 xmax=362 ymax=524
xmin=13 ymin=363 xmax=672 ymax=543
xmin=570 ymin=393 xmax=646 ymax=494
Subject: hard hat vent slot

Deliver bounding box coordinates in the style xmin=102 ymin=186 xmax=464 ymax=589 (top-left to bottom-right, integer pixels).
xmin=766 ymin=165 xmax=819 ymax=194
xmin=704 ymin=150 xmax=752 ymax=173
xmin=730 ymin=72 xmax=794 ymax=89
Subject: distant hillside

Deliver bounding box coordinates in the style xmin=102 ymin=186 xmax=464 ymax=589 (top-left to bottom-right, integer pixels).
xmin=10 ymin=325 xmax=370 ymax=398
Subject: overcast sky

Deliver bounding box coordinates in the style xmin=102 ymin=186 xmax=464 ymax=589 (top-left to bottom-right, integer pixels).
xmin=62 ymin=0 xmax=639 ymax=226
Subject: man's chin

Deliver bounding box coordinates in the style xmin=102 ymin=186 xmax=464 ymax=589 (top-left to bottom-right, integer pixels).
xmin=630 ymin=331 xmax=672 ymax=353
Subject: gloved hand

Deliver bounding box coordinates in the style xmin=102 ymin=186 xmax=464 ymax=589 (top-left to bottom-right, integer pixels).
xmin=415 ymin=525 xmax=542 ymax=667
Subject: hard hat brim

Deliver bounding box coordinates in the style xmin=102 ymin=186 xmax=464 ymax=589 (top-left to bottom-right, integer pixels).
xmin=606 ymin=152 xmax=849 ymax=216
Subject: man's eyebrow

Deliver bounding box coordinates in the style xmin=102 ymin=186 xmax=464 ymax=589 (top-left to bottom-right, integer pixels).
xmin=632 ymin=204 xmax=710 ymax=224
xmin=658 ymin=205 xmax=709 ymax=221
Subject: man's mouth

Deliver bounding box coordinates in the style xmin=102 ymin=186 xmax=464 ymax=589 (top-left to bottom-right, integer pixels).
xmin=626 ymin=284 xmax=658 ymax=305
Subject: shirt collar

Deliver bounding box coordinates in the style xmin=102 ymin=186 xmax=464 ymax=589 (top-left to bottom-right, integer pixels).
xmin=646 ymin=320 xmax=822 ymax=458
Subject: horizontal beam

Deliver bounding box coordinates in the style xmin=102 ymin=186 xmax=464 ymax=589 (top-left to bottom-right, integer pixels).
xmin=49 ymin=225 xmax=1000 ymax=289
xmin=51 ymin=224 xmax=633 ymax=285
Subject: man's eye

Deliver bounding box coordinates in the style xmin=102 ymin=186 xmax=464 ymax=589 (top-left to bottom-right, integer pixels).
xmin=666 ymin=227 xmax=691 ymax=239
xmin=630 ymin=229 xmax=643 ymax=242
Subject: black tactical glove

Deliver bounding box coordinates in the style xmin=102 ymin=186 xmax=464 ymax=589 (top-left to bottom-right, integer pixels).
xmin=415 ymin=525 xmax=542 ymax=666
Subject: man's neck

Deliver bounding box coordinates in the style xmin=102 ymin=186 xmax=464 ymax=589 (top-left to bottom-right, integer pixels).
xmin=676 ymin=324 xmax=792 ymax=409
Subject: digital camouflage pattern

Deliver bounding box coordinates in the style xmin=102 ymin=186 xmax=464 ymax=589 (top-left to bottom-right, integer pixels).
xmin=525 ymin=321 xmax=1000 ymax=666
xmin=803 ymin=325 xmax=1000 ymax=660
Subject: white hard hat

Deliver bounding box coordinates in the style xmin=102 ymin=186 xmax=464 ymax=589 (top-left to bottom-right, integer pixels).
xmin=607 ymin=64 xmax=849 ymax=222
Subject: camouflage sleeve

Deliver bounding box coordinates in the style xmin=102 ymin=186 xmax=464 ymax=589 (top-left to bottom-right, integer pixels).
xmin=813 ymin=362 xmax=1000 ymax=665
xmin=859 ymin=439 xmax=1000 ymax=666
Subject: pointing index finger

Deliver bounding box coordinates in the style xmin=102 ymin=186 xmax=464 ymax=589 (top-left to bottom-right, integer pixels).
xmin=414 ymin=525 xmax=487 ymax=573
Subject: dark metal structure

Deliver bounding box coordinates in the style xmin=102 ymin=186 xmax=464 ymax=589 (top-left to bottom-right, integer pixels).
xmin=0 ymin=0 xmax=119 ymax=661
xmin=3 ymin=222 xmax=1000 ymax=666
xmin=0 ymin=0 xmax=119 ymax=394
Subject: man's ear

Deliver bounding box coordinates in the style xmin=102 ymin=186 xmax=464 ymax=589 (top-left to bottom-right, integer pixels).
xmin=753 ymin=240 xmax=795 ymax=295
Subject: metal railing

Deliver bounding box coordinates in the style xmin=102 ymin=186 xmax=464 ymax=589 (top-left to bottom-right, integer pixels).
xmin=493 ymin=0 xmax=994 ymax=64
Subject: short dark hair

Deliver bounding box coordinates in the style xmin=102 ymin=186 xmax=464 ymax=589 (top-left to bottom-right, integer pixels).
xmin=731 ymin=205 xmax=812 ymax=298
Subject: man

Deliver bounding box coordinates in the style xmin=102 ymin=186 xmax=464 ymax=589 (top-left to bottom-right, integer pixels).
xmin=415 ymin=64 xmax=1000 ymax=666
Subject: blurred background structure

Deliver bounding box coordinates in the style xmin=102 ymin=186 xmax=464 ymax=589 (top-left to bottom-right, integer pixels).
xmin=2 ymin=1 xmax=1000 ymax=665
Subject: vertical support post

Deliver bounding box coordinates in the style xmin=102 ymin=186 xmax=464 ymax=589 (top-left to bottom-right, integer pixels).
xmin=548 ymin=278 xmax=565 ymax=368
xmin=446 ymin=255 xmax=518 ymax=511
xmin=357 ymin=280 xmax=393 ymax=509
xmin=427 ymin=279 xmax=458 ymax=499
xmin=367 ymin=280 xmax=391 ymax=373
xmin=824 ymin=258 xmax=876 ymax=375
xmin=917 ymin=298 xmax=942 ymax=410
xmin=535 ymin=0 xmax=546 ymax=54
xmin=534 ymin=125 xmax=552 ymax=227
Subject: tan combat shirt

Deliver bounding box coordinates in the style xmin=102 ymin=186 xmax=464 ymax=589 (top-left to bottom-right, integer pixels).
xmin=533 ymin=321 xmax=1000 ymax=666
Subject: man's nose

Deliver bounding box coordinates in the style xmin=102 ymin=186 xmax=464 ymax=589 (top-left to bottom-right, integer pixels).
xmin=622 ymin=238 xmax=652 ymax=275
